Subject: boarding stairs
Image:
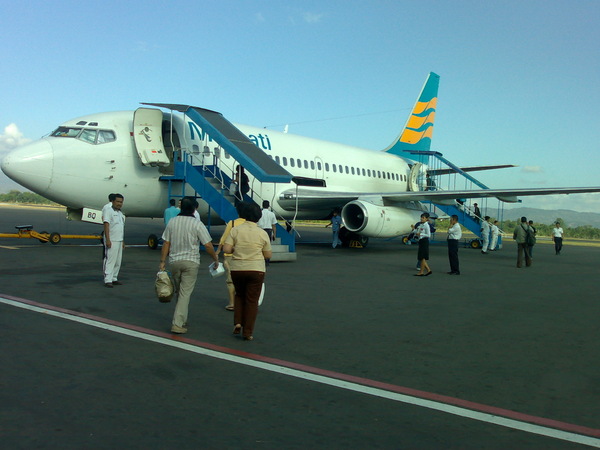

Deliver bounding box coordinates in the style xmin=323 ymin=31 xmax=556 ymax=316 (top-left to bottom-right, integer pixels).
xmin=154 ymin=104 xmax=296 ymax=261
xmin=408 ymin=150 xmax=506 ymax=249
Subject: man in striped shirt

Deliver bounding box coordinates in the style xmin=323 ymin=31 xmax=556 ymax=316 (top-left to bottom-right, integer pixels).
xmin=159 ymin=197 xmax=219 ymax=334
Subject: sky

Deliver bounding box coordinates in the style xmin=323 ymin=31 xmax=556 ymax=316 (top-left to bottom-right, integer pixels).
xmin=1 ymin=0 xmax=599 ymax=212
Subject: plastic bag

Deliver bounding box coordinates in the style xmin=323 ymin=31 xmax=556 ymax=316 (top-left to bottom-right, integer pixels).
xmin=155 ymin=270 xmax=174 ymax=303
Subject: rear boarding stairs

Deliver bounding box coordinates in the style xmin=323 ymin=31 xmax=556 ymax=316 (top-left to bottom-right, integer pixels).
xmin=408 ymin=150 xmax=507 ymax=250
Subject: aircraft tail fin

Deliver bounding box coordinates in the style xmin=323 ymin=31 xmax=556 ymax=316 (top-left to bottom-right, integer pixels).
xmin=384 ymin=72 xmax=440 ymax=164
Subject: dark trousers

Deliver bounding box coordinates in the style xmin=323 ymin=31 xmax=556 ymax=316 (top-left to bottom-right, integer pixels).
xmin=554 ymin=237 xmax=563 ymax=254
xmin=517 ymin=243 xmax=532 ymax=267
xmin=231 ymin=271 xmax=265 ymax=339
xmin=447 ymin=239 xmax=460 ymax=273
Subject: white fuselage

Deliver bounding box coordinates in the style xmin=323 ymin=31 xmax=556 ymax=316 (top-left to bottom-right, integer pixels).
xmin=1 ymin=110 xmax=416 ymax=224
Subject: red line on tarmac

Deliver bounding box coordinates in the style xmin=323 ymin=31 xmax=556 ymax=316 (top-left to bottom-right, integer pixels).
xmin=3 ymin=293 xmax=599 ymax=439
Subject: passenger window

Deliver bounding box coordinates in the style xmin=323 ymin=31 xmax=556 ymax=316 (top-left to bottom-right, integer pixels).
xmin=290 ymin=158 xmax=295 ymax=167
xmin=78 ymin=129 xmax=97 ymax=144
xmin=377 ymin=171 xmax=381 ymax=178
xmin=367 ymin=169 xmax=371 ymax=177
xmin=275 ymin=156 xmax=280 ymax=164
xmin=351 ymin=167 xmax=355 ymax=175
xmin=362 ymin=168 xmax=366 ymax=176
xmin=310 ymin=161 xmax=315 ymax=170
xmin=283 ymin=157 xmax=288 ymax=166
xmin=325 ymin=163 xmax=329 ymax=171
xmin=297 ymin=159 xmax=301 ymax=168
xmin=338 ymin=165 xmax=342 ymax=173
xmin=345 ymin=166 xmax=349 ymax=174
xmin=317 ymin=161 xmax=322 ymax=170
xmin=332 ymin=164 xmax=337 ymax=173
xmin=304 ymin=160 xmax=308 ymax=169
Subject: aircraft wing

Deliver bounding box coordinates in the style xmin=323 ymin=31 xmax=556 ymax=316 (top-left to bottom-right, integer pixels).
xmin=428 ymin=164 xmax=516 ymax=176
xmin=278 ymin=186 xmax=600 ymax=210
xmin=382 ymin=186 xmax=600 ymax=203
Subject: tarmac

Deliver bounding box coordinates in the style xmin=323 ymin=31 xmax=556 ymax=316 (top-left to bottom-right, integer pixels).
xmin=1 ymin=204 xmax=599 ymax=449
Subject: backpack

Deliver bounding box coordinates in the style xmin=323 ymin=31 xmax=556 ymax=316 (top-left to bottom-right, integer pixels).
xmin=523 ymin=225 xmax=536 ymax=246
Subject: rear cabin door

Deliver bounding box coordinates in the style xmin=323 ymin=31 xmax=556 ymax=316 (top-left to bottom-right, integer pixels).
xmin=407 ymin=162 xmax=424 ymax=191
xmin=133 ymin=108 xmax=170 ymax=166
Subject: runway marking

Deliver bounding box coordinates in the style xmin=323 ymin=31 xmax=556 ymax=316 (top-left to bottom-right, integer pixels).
xmin=2 ymin=294 xmax=599 ymax=447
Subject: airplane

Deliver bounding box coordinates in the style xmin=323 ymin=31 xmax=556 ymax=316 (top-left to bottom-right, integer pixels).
xmin=2 ymin=72 xmax=600 ymax=246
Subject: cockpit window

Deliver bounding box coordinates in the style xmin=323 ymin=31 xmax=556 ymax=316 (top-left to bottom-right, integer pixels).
xmin=97 ymin=130 xmax=116 ymax=144
xmin=51 ymin=127 xmax=116 ymax=144
xmin=79 ymin=129 xmax=97 ymax=144
xmin=52 ymin=127 xmax=82 ymax=137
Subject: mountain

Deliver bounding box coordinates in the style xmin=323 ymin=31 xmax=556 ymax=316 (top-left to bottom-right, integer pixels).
xmin=493 ymin=207 xmax=600 ymax=228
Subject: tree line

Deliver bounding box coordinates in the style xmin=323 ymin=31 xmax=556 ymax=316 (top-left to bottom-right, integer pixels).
xmin=0 ymin=190 xmax=59 ymax=205
xmin=435 ymin=216 xmax=600 ymax=240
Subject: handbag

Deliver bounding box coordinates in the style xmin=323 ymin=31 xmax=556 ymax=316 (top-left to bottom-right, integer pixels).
xmin=155 ymin=270 xmax=174 ymax=303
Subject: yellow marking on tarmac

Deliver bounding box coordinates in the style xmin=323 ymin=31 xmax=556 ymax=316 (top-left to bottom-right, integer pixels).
xmin=0 ymin=245 xmax=20 ymax=250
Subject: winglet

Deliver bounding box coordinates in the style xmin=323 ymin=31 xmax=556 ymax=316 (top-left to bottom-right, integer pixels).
xmin=384 ymin=72 xmax=440 ymax=164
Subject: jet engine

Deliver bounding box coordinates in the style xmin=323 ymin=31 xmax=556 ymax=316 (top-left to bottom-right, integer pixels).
xmin=341 ymin=200 xmax=423 ymax=238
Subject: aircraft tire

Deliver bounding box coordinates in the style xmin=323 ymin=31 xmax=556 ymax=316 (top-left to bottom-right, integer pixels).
xmin=148 ymin=234 xmax=159 ymax=250
xmin=49 ymin=232 xmax=61 ymax=245
xmin=470 ymin=239 xmax=481 ymax=249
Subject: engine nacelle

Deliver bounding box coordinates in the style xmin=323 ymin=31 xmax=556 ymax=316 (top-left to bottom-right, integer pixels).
xmin=341 ymin=200 xmax=423 ymax=238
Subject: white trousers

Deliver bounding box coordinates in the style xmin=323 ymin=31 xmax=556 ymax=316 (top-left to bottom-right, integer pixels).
xmin=481 ymin=233 xmax=489 ymax=252
xmin=489 ymin=233 xmax=499 ymax=251
xmin=103 ymin=241 xmax=123 ymax=283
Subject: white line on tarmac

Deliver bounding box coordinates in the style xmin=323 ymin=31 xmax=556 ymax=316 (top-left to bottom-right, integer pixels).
xmin=1 ymin=295 xmax=599 ymax=448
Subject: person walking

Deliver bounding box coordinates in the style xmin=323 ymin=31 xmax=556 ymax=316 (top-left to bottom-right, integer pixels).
xmin=473 ymin=203 xmax=482 ymax=224
xmin=447 ymin=214 xmax=462 ymax=275
xmin=159 ymin=197 xmax=219 ymax=334
xmin=480 ymin=216 xmax=491 ymax=254
xmin=527 ymin=220 xmax=537 ymax=257
xmin=552 ymin=222 xmax=564 ymax=255
xmin=216 ymin=204 xmax=247 ymax=311
xmin=513 ymin=216 xmax=533 ymax=268
xmin=223 ymin=202 xmax=272 ymax=341
xmin=163 ymin=198 xmax=180 ymax=226
xmin=326 ymin=209 xmax=343 ymax=248
xmin=102 ymin=193 xmax=125 ymax=287
xmin=489 ymin=220 xmax=500 ymax=251
xmin=414 ymin=212 xmax=432 ymax=276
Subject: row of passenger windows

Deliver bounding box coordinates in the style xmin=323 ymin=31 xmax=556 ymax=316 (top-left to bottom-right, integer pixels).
xmin=51 ymin=127 xmax=116 ymax=145
xmin=272 ymin=155 xmax=406 ymax=182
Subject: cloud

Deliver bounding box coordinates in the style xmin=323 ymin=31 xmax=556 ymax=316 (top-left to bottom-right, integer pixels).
xmin=521 ymin=166 xmax=543 ymax=173
xmin=0 ymin=123 xmax=31 ymax=156
xmin=302 ymin=12 xmax=324 ymax=24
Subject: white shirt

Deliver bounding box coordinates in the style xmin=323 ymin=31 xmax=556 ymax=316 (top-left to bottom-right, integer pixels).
xmin=102 ymin=206 xmax=125 ymax=241
xmin=417 ymin=222 xmax=431 ymax=239
xmin=491 ymin=224 xmax=499 ymax=236
xmin=553 ymin=227 xmax=564 ymax=238
xmin=448 ymin=223 xmax=462 ymax=240
xmin=257 ymin=208 xmax=277 ymax=229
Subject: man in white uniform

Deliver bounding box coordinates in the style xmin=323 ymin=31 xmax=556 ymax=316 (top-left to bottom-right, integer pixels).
xmin=102 ymin=194 xmax=125 ymax=287
xmin=480 ymin=216 xmax=491 ymax=254
xmin=489 ymin=220 xmax=500 ymax=251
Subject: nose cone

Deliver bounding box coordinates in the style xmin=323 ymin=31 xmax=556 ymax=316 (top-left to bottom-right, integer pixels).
xmin=1 ymin=139 xmax=53 ymax=193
